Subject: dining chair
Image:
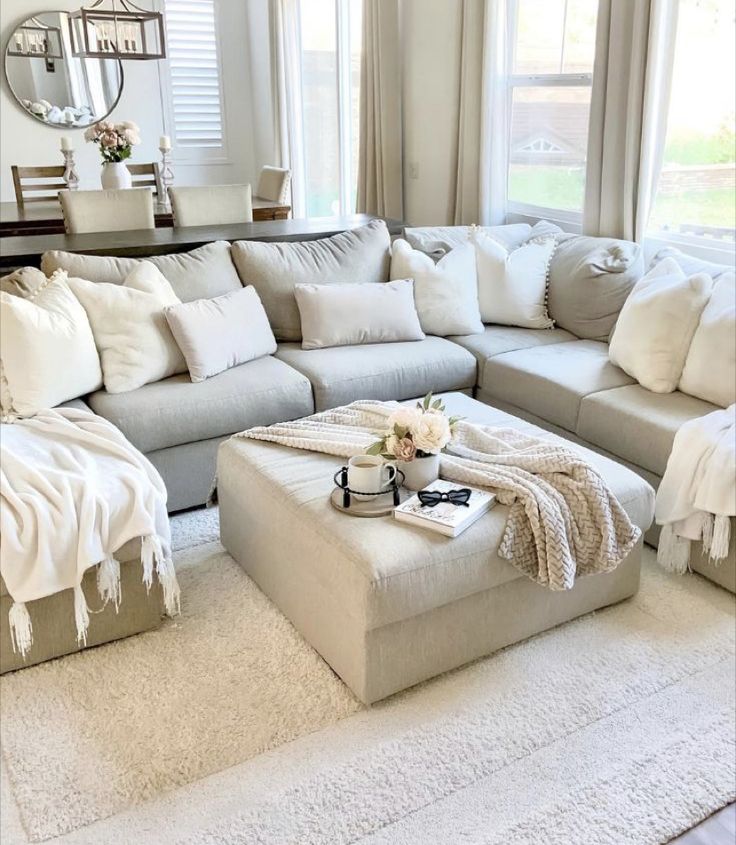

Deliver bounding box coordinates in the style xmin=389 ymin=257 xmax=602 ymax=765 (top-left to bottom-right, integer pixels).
xmin=168 ymin=184 xmax=253 ymax=227
xmin=128 ymin=163 xmax=165 ymax=202
xmin=12 ymin=165 xmax=68 ymax=207
xmin=255 ymin=166 xmax=291 ymax=205
xmin=59 ymin=188 xmax=155 ymax=234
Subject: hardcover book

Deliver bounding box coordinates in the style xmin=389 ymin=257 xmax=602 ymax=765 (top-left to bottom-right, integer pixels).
xmin=394 ymin=479 xmax=496 ymax=537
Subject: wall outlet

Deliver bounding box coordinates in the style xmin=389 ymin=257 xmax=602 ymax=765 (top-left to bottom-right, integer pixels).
xmin=408 ymin=161 xmax=419 ymax=179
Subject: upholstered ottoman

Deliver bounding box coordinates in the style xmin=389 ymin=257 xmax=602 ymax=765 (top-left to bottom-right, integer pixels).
xmin=219 ymin=393 xmax=655 ymax=704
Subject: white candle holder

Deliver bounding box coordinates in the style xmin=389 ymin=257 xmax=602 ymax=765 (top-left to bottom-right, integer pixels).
xmin=159 ymin=145 xmax=174 ymax=207
xmin=62 ymin=149 xmax=79 ymax=191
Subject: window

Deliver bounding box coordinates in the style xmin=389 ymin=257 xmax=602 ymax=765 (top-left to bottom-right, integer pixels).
xmin=648 ymin=0 xmax=735 ymax=253
xmin=162 ymin=0 xmax=225 ymax=156
xmin=507 ymin=0 xmax=599 ymax=219
xmin=299 ymin=0 xmax=361 ymax=216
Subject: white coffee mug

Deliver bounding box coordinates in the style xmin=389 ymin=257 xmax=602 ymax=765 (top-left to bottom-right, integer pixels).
xmin=347 ymin=455 xmax=397 ymax=501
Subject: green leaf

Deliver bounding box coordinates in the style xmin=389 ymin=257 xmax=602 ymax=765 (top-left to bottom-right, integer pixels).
xmin=394 ymin=424 xmax=408 ymax=439
xmin=365 ymin=441 xmax=385 ymax=455
xmin=423 ymin=392 xmax=433 ymax=410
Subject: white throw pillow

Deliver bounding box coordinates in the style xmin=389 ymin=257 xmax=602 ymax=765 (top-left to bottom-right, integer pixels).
xmin=165 ymin=286 xmax=277 ymax=381
xmin=0 ymin=270 xmax=102 ymax=419
xmin=294 ymin=279 xmax=425 ymax=350
xmin=390 ymin=239 xmax=483 ymax=336
xmin=67 ymin=262 xmax=187 ymax=394
xmin=679 ymin=272 xmax=735 ymax=407
xmin=609 ymin=258 xmax=713 ymax=394
xmin=473 ymin=232 xmax=556 ymax=329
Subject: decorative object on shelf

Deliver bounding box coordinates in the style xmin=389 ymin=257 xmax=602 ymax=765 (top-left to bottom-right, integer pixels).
xmin=367 ymin=392 xmax=462 ymax=491
xmin=85 ymin=120 xmax=141 ymax=189
xmin=331 ymin=466 xmax=405 ymax=517
xmin=159 ymin=135 xmax=174 ymax=206
xmin=60 ymin=136 xmax=80 ymax=191
xmin=4 ymin=12 xmax=123 ymax=129
xmin=68 ymin=0 xmax=166 ymax=61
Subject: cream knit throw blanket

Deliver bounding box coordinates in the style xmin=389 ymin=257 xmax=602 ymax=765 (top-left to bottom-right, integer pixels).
xmin=1 ymin=407 xmax=180 ymax=658
xmin=238 ymin=401 xmax=641 ymax=591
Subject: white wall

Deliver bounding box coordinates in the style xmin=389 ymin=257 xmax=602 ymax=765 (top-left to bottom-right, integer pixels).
xmin=0 ymin=0 xmax=263 ymax=202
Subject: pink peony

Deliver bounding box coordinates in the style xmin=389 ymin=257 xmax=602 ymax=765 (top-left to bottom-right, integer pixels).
xmin=100 ymin=131 xmax=119 ymax=148
xmin=387 ymin=435 xmax=417 ymax=462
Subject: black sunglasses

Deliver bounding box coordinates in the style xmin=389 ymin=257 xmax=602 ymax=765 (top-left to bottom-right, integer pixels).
xmin=417 ymin=488 xmax=472 ymax=508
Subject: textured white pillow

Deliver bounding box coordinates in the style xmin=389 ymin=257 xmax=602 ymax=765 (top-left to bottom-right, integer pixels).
xmin=679 ymin=272 xmax=735 ymax=407
xmin=390 ymin=239 xmax=483 ymax=336
xmin=0 ymin=270 xmax=102 ymax=419
xmin=294 ymin=279 xmax=425 ymax=350
xmin=609 ymin=258 xmax=713 ymax=393
xmin=165 ymin=286 xmax=277 ymax=381
xmin=67 ymin=262 xmax=187 ymax=394
xmin=473 ymin=232 xmax=556 ymax=328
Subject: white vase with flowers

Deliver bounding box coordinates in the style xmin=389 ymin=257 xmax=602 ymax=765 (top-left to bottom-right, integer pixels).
xmin=85 ymin=120 xmax=141 ymax=190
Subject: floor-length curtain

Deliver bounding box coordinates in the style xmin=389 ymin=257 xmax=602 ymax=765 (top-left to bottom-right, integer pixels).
xmin=269 ymin=0 xmax=307 ymax=218
xmin=583 ymin=0 xmax=679 ymax=242
xmin=356 ymin=0 xmax=403 ymax=219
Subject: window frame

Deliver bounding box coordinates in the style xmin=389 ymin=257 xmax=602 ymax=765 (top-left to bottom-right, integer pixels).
xmin=157 ymin=0 xmax=230 ymax=165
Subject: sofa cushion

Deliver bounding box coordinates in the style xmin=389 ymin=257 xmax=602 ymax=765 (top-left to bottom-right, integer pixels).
xmin=548 ymin=235 xmax=644 ymax=340
xmin=41 ymin=241 xmax=242 ymax=303
xmin=275 ymin=337 xmax=477 ymax=411
xmin=578 ymin=384 xmax=720 ymax=476
xmin=481 ymin=340 xmax=635 ymax=432
xmin=231 ymin=220 xmax=391 ymax=342
xmin=87 ymin=356 xmax=314 ymax=452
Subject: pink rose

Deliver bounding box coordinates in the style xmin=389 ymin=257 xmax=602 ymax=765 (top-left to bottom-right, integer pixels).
xmin=392 ymin=436 xmax=417 ymax=462
xmin=100 ymin=131 xmax=119 ymax=148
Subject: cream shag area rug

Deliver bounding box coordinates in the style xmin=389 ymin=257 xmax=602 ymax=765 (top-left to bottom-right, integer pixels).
xmin=1 ymin=507 xmax=734 ymax=845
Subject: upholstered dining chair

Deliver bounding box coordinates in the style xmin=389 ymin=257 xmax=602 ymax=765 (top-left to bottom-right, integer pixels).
xmin=59 ymin=188 xmax=155 ymax=234
xmin=255 ymin=166 xmax=291 ymax=204
xmin=168 ymin=184 xmax=253 ymax=227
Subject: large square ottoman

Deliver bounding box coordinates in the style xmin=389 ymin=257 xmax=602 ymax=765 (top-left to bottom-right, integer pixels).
xmin=218 ymin=393 xmax=655 ymax=704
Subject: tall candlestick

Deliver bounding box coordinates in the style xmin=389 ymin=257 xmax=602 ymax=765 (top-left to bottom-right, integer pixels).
xmin=62 ymin=149 xmax=79 ymax=191
xmin=159 ymin=143 xmax=174 ymax=207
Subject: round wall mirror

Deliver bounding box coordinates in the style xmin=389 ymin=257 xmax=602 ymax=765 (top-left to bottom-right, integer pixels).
xmin=4 ymin=11 xmax=123 ymax=128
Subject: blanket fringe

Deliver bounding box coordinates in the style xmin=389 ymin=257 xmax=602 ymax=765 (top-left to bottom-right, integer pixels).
xmin=710 ymin=515 xmax=731 ymax=562
xmin=657 ymin=524 xmax=691 ymax=574
xmin=97 ymin=556 xmax=121 ymax=611
xmin=8 ymin=602 xmax=32 ymax=658
xmin=74 ymin=584 xmax=90 ymax=646
xmin=141 ymin=534 xmax=181 ymax=617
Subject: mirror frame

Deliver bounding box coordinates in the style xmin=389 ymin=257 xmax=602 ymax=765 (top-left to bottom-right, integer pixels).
xmin=3 ymin=10 xmax=125 ymax=130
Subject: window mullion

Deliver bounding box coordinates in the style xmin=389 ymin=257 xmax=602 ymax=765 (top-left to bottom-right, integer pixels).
xmin=335 ymin=0 xmax=352 ymax=215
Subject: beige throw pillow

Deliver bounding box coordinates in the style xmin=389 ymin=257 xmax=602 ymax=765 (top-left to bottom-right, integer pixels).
xmin=165 ymin=286 xmax=277 ymax=381
xmin=68 ymin=262 xmax=187 ymax=394
xmin=0 ymin=270 xmax=102 ymax=419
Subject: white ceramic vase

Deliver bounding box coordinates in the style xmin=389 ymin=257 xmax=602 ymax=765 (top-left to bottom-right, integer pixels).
xmin=398 ymin=453 xmax=440 ymax=491
xmin=101 ymin=161 xmax=132 ymax=190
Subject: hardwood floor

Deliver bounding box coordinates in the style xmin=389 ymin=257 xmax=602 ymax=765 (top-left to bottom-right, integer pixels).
xmin=669 ymin=803 xmax=735 ymax=844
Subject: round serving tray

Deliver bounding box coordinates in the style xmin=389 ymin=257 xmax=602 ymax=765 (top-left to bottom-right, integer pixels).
xmin=330 ymin=486 xmax=407 ymax=518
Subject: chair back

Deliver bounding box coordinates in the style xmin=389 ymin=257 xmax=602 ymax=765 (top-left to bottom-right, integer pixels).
xmin=12 ymin=165 xmax=68 ymax=207
xmin=168 ymin=184 xmax=253 ymax=227
xmin=255 ymin=166 xmax=291 ymax=204
xmin=128 ymin=162 xmax=164 ymax=201
xmin=59 ymin=188 xmax=155 ymax=234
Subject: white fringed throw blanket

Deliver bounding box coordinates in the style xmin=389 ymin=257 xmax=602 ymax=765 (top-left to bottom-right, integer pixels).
xmin=0 ymin=407 xmax=180 ymax=657
xmin=656 ymin=404 xmax=736 ymax=573
xmin=237 ymin=401 xmax=641 ymax=591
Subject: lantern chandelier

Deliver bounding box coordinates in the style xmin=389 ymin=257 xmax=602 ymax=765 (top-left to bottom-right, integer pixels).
xmin=7 ymin=18 xmax=63 ymax=59
xmin=68 ymin=0 xmax=166 ymax=61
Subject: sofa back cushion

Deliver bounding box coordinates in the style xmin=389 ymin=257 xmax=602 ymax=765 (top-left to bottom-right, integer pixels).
xmin=231 ymin=219 xmax=391 ymax=341
xmin=548 ymin=235 xmax=644 ymax=340
xmin=41 ymin=241 xmax=242 ymax=303
xmin=679 ymin=272 xmax=735 ymax=408
xmin=402 ymin=221 xmax=562 ymax=259
xmin=649 ymin=246 xmax=733 ymax=280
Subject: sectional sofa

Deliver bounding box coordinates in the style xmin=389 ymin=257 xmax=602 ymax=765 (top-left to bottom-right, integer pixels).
xmin=38 ymin=219 xmax=735 ymax=593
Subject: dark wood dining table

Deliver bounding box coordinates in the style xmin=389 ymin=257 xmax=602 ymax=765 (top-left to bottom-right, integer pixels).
xmin=0 ymin=197 xmax=291 ymax=238
xmin=0 ymin=214 xmax=404 ymax=274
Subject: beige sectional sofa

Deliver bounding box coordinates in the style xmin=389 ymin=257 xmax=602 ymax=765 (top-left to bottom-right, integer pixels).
xmin=38 ymin=220 xmax=734 ymax=592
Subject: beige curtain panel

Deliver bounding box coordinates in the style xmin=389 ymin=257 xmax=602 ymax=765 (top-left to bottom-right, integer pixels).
xmin=356 ymin=0 xmax=404 ymax=219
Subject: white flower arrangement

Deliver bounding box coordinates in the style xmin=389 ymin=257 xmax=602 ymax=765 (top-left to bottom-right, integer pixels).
xmin=367 ymin=393 xmax=461 ymax=462
xmin=84 ymin=120 xmax=141 ymax=164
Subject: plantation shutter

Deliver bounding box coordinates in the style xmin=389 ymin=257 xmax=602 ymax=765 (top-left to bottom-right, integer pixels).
xmin=163 ymin=0 xmax=223 ymax=148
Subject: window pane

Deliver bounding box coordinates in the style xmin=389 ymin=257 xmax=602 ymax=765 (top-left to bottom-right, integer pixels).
xmin=648 ymin=0 xmax=735 ymax=243
xmin=508 ymin=85 xmax=591 ymax=211
xmin=300 ymin=0 xmax=339 ymax=216
xmin=513 ymin=0 xmax=597 ymax=75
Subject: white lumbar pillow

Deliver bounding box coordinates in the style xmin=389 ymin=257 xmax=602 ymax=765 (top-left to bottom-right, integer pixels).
xmin=165 ymin=285 xmax=277 ymax=380
xmin=67 ymin=262 xmax=187 ymax=394
xmin=389 ymin=239 xmax=483 ymax=336
xmin=608 ymin=258 xmax=713 ymax=393
xmin=294 ymin=279 xmax=425 ymax=350
xmin=473 ymin=232 xmax=556 ymax=329
xmin=0 ymin=270 xmax=102 ymax=419
xmin=679 ymin=271 xmax=735 ymax=407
